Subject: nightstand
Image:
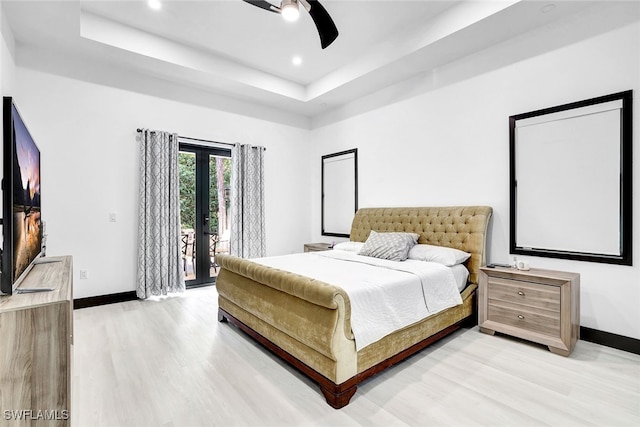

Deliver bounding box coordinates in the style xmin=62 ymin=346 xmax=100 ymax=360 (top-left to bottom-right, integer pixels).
xmin=478 ymin=266 xmax=580 ymax=356
xmin=304 ymin=243 xmax=333 ymax=252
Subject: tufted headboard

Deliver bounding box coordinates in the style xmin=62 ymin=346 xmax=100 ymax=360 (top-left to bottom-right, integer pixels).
xmin=350 ymin=206 xmax=493 ymax=285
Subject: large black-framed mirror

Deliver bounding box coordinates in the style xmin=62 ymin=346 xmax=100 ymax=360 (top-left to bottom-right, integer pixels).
xmin=322 ymin=149 xmax=358 ymax=237
xmin=510 ymin=90 xmax=632 ymax=265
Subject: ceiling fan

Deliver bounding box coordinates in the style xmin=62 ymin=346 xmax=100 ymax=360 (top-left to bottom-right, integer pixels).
xmin=241 ymin=0 xmax=339 ymax=49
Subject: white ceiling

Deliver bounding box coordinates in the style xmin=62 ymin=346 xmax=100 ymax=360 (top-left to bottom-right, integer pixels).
xmin=1 ymin=1 xmax=637 ymax=127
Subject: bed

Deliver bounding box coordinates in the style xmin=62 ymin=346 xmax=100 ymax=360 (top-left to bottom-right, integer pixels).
xmin=216 ymin=206 xmax=492 ymax=408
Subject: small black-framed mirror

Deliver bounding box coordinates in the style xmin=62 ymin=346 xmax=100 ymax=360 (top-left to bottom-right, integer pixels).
xmin=322 ymin=149 xmax=358 ymax=237
xmin=510 ymin=90 xmax=632 ymax=265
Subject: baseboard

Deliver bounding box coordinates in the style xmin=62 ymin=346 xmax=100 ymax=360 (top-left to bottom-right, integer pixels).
xmin=580 ymin=326 xmax=640 ymax=355
xmin=73 ymin=291 xmax=137 ymax=309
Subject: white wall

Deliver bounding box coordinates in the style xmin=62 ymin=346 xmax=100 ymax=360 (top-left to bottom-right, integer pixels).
xmin=309 ymin=22 xmax=640 ymax=340
xmin=11 ymin=68 xmax=311 ymax=299
xmin=1 ymin=8 xmax=15 ymax=95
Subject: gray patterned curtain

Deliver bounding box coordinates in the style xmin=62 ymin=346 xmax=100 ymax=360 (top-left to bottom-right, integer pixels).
xmin=230 ymin=143 xmax=266 ymax=258
xmin=136 ymin=129 xmax=185 ymax=298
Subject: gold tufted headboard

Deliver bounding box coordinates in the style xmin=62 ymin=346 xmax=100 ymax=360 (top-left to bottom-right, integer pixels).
xmin=350 ymin=206 xmax=493 ymax=285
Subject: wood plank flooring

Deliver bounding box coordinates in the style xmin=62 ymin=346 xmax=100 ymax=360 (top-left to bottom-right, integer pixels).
xmin=72 ymin=286 xmax=639 ymax=427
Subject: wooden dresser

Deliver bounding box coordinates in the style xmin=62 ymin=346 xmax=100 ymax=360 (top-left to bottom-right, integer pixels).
xmin=0 ymin=256 xmax=73 ymax=425
xmin=478 ymin=265 xmax=579 ymax=356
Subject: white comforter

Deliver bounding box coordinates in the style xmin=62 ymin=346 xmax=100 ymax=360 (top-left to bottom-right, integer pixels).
xmin=252 ymin=251 xmax=463 ymax=351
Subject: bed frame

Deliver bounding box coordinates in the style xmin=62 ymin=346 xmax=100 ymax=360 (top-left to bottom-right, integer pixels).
xmin=216 ymin=206 xmax=492 ymax=408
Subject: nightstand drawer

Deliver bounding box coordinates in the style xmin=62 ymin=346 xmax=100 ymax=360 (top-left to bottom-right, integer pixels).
xmin=487 ymin=277 xmax=560 ymax=312
xmin=488 ymin=303 xmax=560 ymax=337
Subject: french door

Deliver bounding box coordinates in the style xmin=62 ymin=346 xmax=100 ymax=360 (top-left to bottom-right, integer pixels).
xmin=178 ymin=143 xmax=231 ymax=287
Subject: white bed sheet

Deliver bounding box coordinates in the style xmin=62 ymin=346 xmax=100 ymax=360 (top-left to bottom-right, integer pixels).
xmin=252 ymin=251 xmax=464 ymax=351
xmin=450 ymin=264 xmax=470 ymax=292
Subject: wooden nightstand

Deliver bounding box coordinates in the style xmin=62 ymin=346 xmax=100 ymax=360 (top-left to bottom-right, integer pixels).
xmin=478 ymin=266 xmax=580 ymax=356
xmin=304 ymin=243 xmax=333 ymax=252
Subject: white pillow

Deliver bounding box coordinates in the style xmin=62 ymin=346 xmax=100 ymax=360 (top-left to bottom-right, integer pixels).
xmin=408 ymin=244 xmax=471 ymax=266
xmin=332 ymin=241 xmax=364 ymax=253
xmin=358 ymin=231 xmax=419 ymax=262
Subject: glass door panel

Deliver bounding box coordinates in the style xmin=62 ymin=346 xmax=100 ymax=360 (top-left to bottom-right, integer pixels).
xmin=208 ymin=155 xmax=231 ymax=279
xmin=179 ymin=144 xmax=231 ymax=287
xmin=179 ymin=151 xmax=196 ymax=282
xmin=209 ymin=155 xmax=231 ymax=277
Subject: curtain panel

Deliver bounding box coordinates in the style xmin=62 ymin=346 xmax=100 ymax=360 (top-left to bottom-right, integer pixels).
xmin=136 ymin=129 xmax=185 ymax=298
xmin=230 ymin=143 xmax=266 ymax=259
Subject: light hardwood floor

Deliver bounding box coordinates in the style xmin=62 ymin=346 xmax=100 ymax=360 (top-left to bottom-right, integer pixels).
xmin=73 ymin=286 xmax=639 ymax=427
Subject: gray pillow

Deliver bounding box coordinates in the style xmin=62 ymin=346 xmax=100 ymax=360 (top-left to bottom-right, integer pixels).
xmin=358 ymin=231 xmax=419 ymax=261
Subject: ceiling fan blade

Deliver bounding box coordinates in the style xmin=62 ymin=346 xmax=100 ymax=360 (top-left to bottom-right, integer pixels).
xmin=303 ymin=0 xmax=339 ymax=49
xmin=241 ymin=0 xmax=280 ymax=14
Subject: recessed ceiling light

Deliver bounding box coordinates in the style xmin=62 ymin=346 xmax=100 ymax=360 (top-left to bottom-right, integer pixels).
xmin=292 ymin=56 xmax=303 ymax=66
xmin=148 ymin=0 xmax=162 ymax=11
xmin=541 ymin=3 xmax=556 ymax=13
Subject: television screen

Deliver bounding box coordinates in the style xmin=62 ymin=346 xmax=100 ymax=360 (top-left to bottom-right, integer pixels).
xmin=1 ymin=97 xmax=42 ymax=295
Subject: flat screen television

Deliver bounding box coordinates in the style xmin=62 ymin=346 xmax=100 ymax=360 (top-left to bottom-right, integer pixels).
xmin=1 ymin=97 xmax=43 ymax=295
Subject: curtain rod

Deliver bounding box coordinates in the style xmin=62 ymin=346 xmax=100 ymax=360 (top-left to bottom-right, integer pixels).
xmin=136 ymin=128 xmax=265 ymax=150
xmin=136 ymin=128 xmax=234 ymax=147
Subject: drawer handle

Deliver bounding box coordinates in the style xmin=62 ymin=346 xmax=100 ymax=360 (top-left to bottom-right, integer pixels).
xmin=517 ymin=291 xmax=525 ymax=296
xmin=517 ymin=315 xmax=525 ymax=320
